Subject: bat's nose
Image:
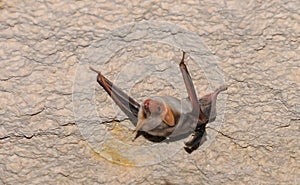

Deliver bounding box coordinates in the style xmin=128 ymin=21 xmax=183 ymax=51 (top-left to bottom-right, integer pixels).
xmin=144 ymin=99 xmax=151 ymax=106
xmin=143 ymin=99 xmax=151 ymax=114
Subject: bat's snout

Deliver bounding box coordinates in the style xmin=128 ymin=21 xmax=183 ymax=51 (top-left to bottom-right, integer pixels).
xmin=143 ymin=99 xmax=151 ymax=114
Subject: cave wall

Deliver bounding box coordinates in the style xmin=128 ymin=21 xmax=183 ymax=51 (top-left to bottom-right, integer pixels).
xmin=0 ymin=0 xmax=299 ymax=184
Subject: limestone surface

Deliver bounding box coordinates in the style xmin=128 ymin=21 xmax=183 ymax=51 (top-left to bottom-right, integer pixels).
xmin=0 ymin=0 xmax=299 ymax=184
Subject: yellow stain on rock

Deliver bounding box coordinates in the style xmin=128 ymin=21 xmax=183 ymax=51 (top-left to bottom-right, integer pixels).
xmin=81 ymin=121 xmax=136 ymax=167
xmin=101 ymin=122 xmax=135 ymax=166
xmin=82 ymin=141 xmax=135 ymax=166
xmin=101 ymin=143 xmax=135 ymax=167
xmin=110 ymin=122 xmax=133 ymax=142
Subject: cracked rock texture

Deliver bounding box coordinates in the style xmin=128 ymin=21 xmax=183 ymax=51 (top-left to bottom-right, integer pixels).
xmin=0 ymin=0 xmax=299 ymax=184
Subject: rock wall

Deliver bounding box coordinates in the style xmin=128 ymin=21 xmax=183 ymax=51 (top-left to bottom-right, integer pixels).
xmin=0 ymin=0 xmax=299 ymax=184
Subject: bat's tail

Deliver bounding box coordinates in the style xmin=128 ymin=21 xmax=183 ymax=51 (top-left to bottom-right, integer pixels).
xmin=89 ymin=66 xmax=101 ymax=74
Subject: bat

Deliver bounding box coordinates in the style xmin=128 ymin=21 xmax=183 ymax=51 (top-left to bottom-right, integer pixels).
xmin=90 ymin=52 xmax=227 ymax=154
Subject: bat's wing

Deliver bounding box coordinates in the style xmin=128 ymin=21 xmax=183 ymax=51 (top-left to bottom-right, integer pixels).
xmin=179 ymin=52 xmax=208 ymax=124
xmin=199 ymin=84 xmax=228 ymax=122
xmin=91 ymin=67 xmax=167 ymax=142
xmin=90 ymin=67 xmax=140 ymax=125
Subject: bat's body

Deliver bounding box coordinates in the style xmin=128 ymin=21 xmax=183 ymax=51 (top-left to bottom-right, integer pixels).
xmin=135 ymin=96 xmax=195 ymax=137
xmin=91 ymin=52 xmax=227 ymax=153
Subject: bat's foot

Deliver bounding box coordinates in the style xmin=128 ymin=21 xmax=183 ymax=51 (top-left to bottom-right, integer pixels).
xmin=184 ymin=124 xmax=206 ymax=154
xmin=184 ymin=133 xmax=206 ymax=154
xmin=184 ymin=142 xmax=200 ymax=154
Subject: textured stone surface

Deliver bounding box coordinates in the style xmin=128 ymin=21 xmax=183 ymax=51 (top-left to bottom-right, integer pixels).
xmin=0 ymin=0 xmax=299 ymax=184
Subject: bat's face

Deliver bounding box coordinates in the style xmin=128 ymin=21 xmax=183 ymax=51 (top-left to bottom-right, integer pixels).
xmin=134 ymin=98 xmax=176 ymax=137
xmin=142 ymin=99 xmax=175 ymax=126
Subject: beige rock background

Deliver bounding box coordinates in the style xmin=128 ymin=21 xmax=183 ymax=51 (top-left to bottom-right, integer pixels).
xmin=0 ymin=0 xmax=299 ymax=184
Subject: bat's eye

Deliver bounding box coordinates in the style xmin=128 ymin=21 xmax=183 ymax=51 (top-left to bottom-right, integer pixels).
xmin=157 ymin=106 xmax=161 ymax=112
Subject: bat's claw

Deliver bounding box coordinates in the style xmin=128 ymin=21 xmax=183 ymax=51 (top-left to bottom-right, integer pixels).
xmin=216 ymin=84 xmax=228 ymax=93
xmin=184 ymin=124 xmax=207 ymax=154
xmin=89 ymin=66 xmax=101 ymax=74
xmin=184 ymin=142 xmax=200 ymax=154
xmin=179 ymin=51 xmax=186 ymax=65
xmin=184 ymin=134 xmax=206 ymax=154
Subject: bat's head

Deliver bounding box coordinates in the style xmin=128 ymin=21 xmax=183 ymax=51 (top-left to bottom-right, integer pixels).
xmin=134 ymin=98 xmax=176 ymax=137
xmin=142 ymin=99 xmax=174 ymax=124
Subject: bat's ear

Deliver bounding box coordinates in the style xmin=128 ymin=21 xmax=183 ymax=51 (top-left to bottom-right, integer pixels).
xmin=163 ymin=106 xmax=175 ymax=126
